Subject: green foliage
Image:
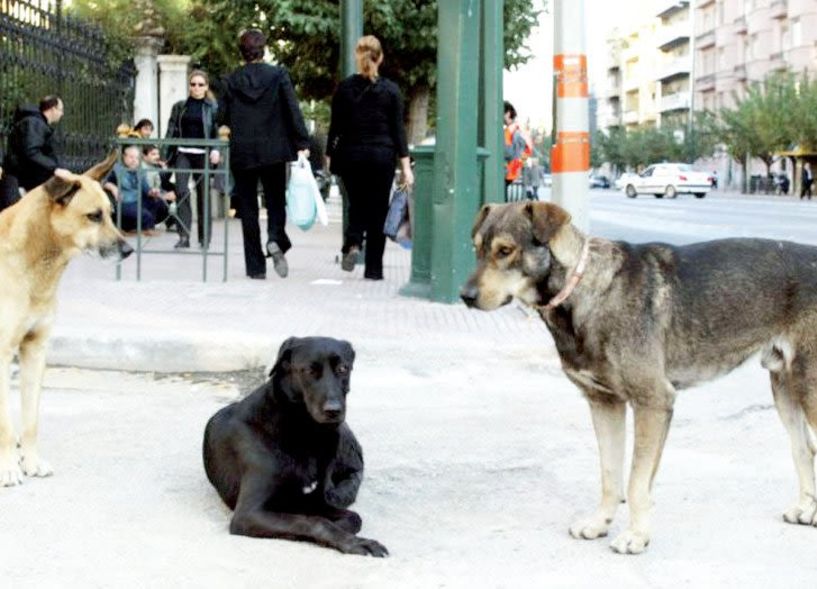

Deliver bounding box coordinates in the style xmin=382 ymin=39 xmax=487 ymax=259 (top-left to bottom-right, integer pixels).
xmin=66 ymin=0 xmax=190 ymax=66
xmin=71 ymin=0 xmax=545 ymax=102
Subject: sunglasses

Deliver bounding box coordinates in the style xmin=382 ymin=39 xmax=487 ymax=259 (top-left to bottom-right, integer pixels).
xmin=190 ymin=82 xmax=206 ymax=87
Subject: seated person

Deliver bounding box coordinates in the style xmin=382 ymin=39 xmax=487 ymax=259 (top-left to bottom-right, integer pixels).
xmin=141 ymin=145 xmax=177 ymax=230
xmin=103 ymin=145 xmax=170 ymax=233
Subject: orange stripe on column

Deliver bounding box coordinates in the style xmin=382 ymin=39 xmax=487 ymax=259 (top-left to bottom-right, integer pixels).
xmin=554 ymin=54 xmax=588 ymax=98
xmin=551 ymin=131 xmax=590 ymax=173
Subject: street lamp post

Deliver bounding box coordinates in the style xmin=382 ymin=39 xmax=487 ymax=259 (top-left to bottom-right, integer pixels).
xmin=551 ymin=0 xmax=590 ymax=231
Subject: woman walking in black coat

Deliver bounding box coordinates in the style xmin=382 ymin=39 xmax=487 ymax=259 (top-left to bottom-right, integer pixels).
xmin=164 ymin=70 xmax=220 ymax=249
xmin=219 ymin=29 xmax=310 ymax=280
xmin=326 ymin=35 xmax=414 ymax=280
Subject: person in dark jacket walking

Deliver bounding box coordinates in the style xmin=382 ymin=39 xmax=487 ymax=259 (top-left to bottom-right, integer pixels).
xmin=219 ymin=29 xmax=310 ymax=280
xmin=164 ymin=70 xmax=220 ymax=249
xmin=4 ymin=96 xmax=64 ymax=194
xmin=326 ymin=35 xmax=413 ymax=280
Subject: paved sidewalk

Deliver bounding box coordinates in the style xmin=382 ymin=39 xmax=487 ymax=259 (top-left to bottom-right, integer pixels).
xmin=52 ymin=195 xmax=552 ymax=372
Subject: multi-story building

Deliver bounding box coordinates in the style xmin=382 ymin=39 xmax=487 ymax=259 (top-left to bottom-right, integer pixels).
xmin=656 ymin=1 xmax=694 ymax=129
xmin=597 ymin=22 xmax=660 ymax=132
xmin=695 ymin=0 xmax=817 ymax=113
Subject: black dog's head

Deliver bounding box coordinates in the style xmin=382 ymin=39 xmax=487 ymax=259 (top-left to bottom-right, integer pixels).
xmin=269 ymin=336 xmax=356 ymax=425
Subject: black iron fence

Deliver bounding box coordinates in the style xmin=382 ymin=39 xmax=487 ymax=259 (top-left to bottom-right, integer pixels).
xmin=0 ymin=0 xmax=135 ymax=171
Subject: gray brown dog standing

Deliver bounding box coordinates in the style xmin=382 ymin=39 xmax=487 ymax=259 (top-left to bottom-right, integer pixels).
xmin=203 ymin=336 xmax=387 ymax=557
xmin=0 ymin=151 xmax=132 ymax=486
xmin=461 ymin=200 xmax=817 ymax=554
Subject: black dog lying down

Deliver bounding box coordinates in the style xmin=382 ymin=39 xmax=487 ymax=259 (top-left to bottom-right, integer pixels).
xmin=203 ymin=336 xmax=387 ymax=557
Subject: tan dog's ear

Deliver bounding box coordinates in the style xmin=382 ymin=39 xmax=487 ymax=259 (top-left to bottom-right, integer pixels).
xmin=44 ymin=169 xmax=81 ymax=206
xmin=525 ymin=202 xmax=571 ymax=243
xmin=471 ymin=204 xmax=494 ymax=240
xmin=83 ymin=148 xmax=119 ymax=181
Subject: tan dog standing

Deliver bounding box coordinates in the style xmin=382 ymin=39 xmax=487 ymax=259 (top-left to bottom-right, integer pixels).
xmin=462 ymin=201 xmax=817 ymax=554
xmin=0 ymin=152 xmax=132 ymax=486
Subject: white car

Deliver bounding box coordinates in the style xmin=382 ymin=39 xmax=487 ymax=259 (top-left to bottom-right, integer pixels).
xmin=622 ymin=163 xmax=711 ymax=199
xmin=614 ymin=172 xmax=638 ymax=191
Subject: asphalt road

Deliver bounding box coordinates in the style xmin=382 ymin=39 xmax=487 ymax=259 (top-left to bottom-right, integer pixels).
xmin=541 ymin=188 xmax=817 ymax=246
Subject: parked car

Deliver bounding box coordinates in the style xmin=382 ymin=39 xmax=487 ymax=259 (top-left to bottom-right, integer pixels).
xmin=614 ymin=172 xmax=638 ymax=191
xmin=589 ymin=174 xmax=611 ymax=189
xmin=622 ymin=163 xmax=711 ymax=199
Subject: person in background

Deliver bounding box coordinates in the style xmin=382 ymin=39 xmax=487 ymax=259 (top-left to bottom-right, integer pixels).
xmin=801 ymin=162 xmax=813 ymax=200
xmin=103 ymin=145 xmax=170 ymax=234
xmin=503 ymin=101 xmax=531 ymax=189
xmin=218 ymin=28 xmax=310 ymax=280
xmin=134 ymin=119 xmax=155 ymax=139
xmin=4 ymin=95 xmax=64 ymax=194
xmin=141 ymin=145 xmax=177 ymax=230
xmin=164 ymin=70 xmax=220 ymax=249
xmin=326 ymin=35 xmax=413 ymax=281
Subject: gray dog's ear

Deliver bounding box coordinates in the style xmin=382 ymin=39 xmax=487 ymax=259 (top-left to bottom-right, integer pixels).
xmin=525 ymin=202 xmax=571 ymax=244
xmin=269 ymin=337 xmax=299 ymax=378
xmin=471 ymin=204 xmax=494 ymax=240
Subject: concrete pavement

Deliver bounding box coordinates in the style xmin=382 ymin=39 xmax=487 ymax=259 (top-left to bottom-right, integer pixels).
xmin=51 ymin=194 xmax=551 ymax=372
xmin=4 ymin=194 xmax=817 ymax=586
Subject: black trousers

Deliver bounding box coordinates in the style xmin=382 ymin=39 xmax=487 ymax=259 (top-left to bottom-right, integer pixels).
xmin=340 ymin=160 xmax=396 ymax=279
xmin=0 ymin=174 xmax=20 ymax=213
xmin=233 ymin=162 xmax=290 ymax=277
xmin=175 ymin=152 xmax=212 ymax=245
xmin=801 ymin=179 xmax=813 ymax=199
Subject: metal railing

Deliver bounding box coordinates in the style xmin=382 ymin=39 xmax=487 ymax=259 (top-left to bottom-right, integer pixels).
xmin=112 ymin=137 xmax=231 ymax=282
xmin=0 ymin=0 xmax=135 ymax=171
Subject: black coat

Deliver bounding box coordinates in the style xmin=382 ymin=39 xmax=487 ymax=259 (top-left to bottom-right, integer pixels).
xmin=163 ymin=97 xmax=219 ymax=163
xmin=326 ymin=74 xmax=409 ymax=174
xmin=218 ymin=63 xmax=310 ymax=171
xmin=5 ymin=106 xmax=60 ymax=190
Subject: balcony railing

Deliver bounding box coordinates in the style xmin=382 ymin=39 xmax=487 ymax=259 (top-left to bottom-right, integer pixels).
xmin=696 ymin=29 xmax=716 ymax=48
xmin=698 ymin=74 xmax=716 ymax=91
xmin=623 ymin=110 xmax=639 ymax=124
xmin=660 ymin=92 xmax=691 ymax=112
xmin=734 ymin=16 xmax=747 ymax=34
xmin=657 ymin=57 xmax=692 ymax=81
xmin=657 ymin=21 xmax=692 ymax=51
xmin=734 ymin=64 xmax=747 ymax=80
xmin=770 ymin=0 xmax=788 ymax=19
xmin=657 ymin=0 xmax=690 ymax=19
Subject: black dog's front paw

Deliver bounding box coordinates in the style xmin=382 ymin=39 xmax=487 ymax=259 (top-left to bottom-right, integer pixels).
xmin=342 ymin=536 xmax=389 ymax=557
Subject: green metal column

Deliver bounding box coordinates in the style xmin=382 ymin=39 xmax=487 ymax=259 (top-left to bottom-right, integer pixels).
xmin=400 ymin=145 xmax=435 ymax=298
xmin=340 ymin=0 xmax=363 ymax=237
xmin=480 ymin=0 xmax=505 ymax=204
xmin=431 ymin=0 xmax=482 ymax=303
xmin=340 ymin=0 xmax=363 ymax=77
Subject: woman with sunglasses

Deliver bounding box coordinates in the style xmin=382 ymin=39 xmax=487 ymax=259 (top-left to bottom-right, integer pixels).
xmin=164 ymin=70 xmax=220 ymax=249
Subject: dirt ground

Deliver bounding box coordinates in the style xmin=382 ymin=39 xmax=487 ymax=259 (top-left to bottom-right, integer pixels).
xmin=2 ymin=349 xmax=817 ymax=588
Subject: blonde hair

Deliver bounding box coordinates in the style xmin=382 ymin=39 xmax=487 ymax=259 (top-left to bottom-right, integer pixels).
xmin=355 ymin=35 xmax=383 ymax=81
xmin=189 ymin=69 xmax=216 ymax=101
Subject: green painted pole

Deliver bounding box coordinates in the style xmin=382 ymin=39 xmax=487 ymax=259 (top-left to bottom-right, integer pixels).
xmin=340 ymin=0 xmax=363 ymax=78
xmin=339 ymin=0 xmax=363 ymax=240
xmin=431 ymin=0 xmax=482 ymax=303
xmin=400 ymin=145 xmax=434 ymax=299
xmin=481 ymin=0 xmax=505 ymax=204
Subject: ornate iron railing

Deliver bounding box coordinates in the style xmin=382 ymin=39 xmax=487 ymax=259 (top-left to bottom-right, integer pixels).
xmin=0 ymin=0 xmax=136 ymax=171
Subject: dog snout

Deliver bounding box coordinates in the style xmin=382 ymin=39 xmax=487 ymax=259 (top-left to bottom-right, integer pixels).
xmin=460 ymin=283 xmax=479 ymax=307
xmin=322 ymin=399 xmax=344 ymax=421
xmin=118 ymin=239 xmax=134 ymax=260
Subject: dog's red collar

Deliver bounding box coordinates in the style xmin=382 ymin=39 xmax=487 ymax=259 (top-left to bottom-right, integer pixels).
xmin=538 ymin=238 xmax=591 ymax=312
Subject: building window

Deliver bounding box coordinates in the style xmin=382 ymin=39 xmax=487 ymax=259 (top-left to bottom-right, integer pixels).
xmin=792 ymin=18 xmax=802 ymax=47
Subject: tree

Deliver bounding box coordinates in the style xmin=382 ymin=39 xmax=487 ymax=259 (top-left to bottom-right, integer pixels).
xmin=71 ymin=0 xmax=545 ymax=142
